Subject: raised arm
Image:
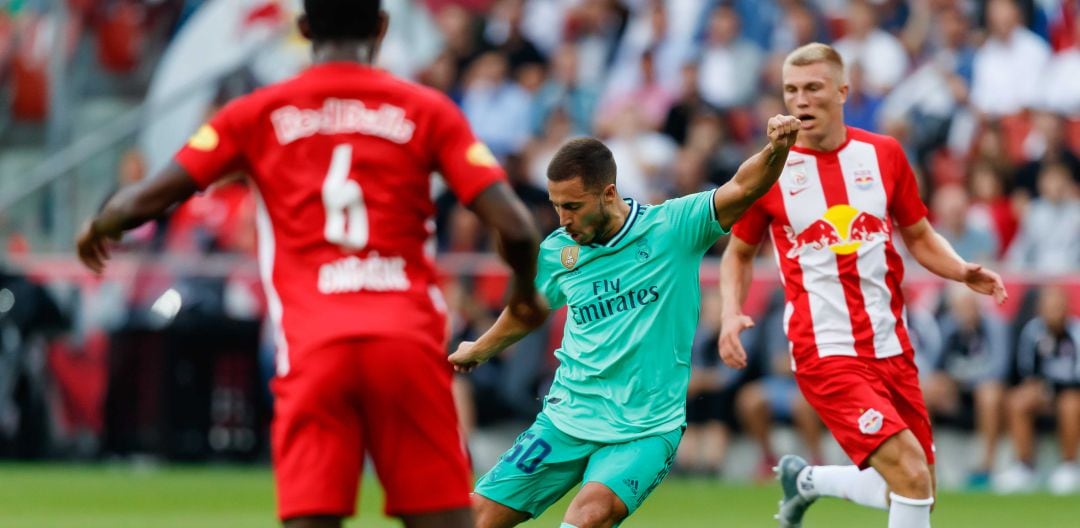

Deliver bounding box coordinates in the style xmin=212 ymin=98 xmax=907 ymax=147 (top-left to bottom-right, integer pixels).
xmin=717 ymin=234 xmax=761 ymax=369
xmin=712 ymin=115 xmax=800 ymax=230
xmin=76 ymin=163 xmax=199 ymax=273
xmin=899 ymin=217 xmax=1008 ymax=304
xmin=468 ymin=181 xmax=549 ymax=329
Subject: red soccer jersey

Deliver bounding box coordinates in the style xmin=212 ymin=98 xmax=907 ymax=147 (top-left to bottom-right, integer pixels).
xmin=732 ymin=127 xmax=929 ymax=370
xmin=175 ymin=63 xmax=505 ymax=375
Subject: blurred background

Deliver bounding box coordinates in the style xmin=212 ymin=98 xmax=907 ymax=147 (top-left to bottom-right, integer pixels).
xmin=0 ymin=0 xmax=1077 ymax=510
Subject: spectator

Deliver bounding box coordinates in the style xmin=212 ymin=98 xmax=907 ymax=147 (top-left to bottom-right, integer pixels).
xmin=970 ymin=0 xmax=1051 ymax=117
xmin=999 ymin=286 xmax=1080 ymax=494
xmin=601 ymin=104 xmax=678 ymax=202
xmin=735 ymin=290 xmax=826 ymax=474
xmin=525 ymin=107 xmax=574 ymax=188
xmin=595 ymin=48 xmax=675 ymax=133
xmin=603 ymin=0 xmax=694 ymax=102
xmin=967 ymin=161 xmax=1020 ymax=257
xmin=833 ymin=0 xmax=910 ymax=97
xmin=531 ymin=44 xmax=600 ymax=135
xmin=842 ymin=61 xmax=882 ymax=133
xmin=881 ymin=5 xmax=976 ymax=167
xmin=930 ymin=184 xmax=998 ymax=263
xmin=678 ymin=291 xmax=757 ymax=477
xmin=1016 ymin=110 xmax=1080 ymax=199
xmin=563 ymin=0 xmax=627 ymax=90
xmin=483 ymin=0 xmax=546 ymax=74
xmin=661 ymin=62 xmax=716 ymax=146
xmin=461 ymin=51 xmax=533 ymax=158
xmin=922 ymin=285 xmax=1010 ymax=489
xmin=684 ymin=112 xmax=747 ymax=188
xmin=697 ymin=4 xmax=764 ymax=110
xmin=1006 ymin=162 xmax=1080 ymax=273
xmin=1040 ymin=17 xmax=1080 ymax=115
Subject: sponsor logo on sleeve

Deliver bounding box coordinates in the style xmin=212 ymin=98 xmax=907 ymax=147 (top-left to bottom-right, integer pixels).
xmin=466 ymin=142 xmax=498 ymax=168
xmin=187 ymin=124 xmax=219 ymax=151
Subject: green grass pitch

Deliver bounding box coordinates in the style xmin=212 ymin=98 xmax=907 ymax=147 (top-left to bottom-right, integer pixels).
xmin=1 ymin=464 xmax=1077 ymax=527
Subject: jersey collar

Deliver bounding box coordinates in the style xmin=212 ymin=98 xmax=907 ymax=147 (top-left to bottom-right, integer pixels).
xmin=594 ymin=198 xmax=640 ymax=248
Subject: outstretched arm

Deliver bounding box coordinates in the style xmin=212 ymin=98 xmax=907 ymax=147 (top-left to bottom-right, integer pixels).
xmin=468 ymin=182 xmax=548 ymax=329
xmin=899 ymin=218 xmax=1008 ymax=304
xmin=712 ymin=115 xmax=800 ymax=230
xmin=76 ymin=162 xmax=199 ymax=273
xmin=717 ymin=234 xmax=760 ymax=369
xmin=447 ymin=306 xmax=537 ymax=373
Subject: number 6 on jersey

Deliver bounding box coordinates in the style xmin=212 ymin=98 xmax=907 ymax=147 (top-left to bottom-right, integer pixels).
xmin=323 ymin=143 xmax=368 ymax=250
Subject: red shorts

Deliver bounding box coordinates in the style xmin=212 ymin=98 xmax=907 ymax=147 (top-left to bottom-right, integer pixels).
xmin=270 ymin=335 xmax=471 ymax=520
xmin=795 ymin=354 xmax=935 ymax=469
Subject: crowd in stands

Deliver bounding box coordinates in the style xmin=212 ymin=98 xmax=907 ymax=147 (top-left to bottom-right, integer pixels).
xmin=0 ymin=0 xmax=1078 ymax=493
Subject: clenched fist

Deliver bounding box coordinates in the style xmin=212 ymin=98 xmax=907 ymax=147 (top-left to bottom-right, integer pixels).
xmin=767 ymin=114 xmax=801 ymax=151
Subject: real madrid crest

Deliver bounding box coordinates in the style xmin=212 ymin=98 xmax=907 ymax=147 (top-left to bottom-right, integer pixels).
xmin=561 ymin=246 xmax=580 ymax=270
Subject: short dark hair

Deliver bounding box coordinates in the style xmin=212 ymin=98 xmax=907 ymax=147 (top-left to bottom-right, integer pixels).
xmin=547 ymin=137 xmax=616 ymax=190
xmin=303 ymin=0 xmax=382 ymax=41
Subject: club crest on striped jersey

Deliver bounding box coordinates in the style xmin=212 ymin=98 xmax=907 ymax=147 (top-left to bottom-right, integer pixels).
xmin=852 ymin=168 xmax=875 ymax=190
xmin=561 ymin=245 xmax=580 ymax=270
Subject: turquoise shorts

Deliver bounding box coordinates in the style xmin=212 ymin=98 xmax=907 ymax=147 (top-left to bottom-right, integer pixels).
xmin=474 ymin=412 xmax=682 ymax=521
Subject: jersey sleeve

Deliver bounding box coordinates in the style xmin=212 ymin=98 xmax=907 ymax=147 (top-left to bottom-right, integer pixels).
xmin=887 ymin=140 xmax=928 ymax=228
xmin=174 ymin=99 xmax=248 ymax=190
xmin=730 ymin=198 xmax=771 ymax=245
xmin=430 ymin=96 xmax=507 ymax=206
xmin=665 ymin=190 xmax=729 ymax=253
xmin=535 ymin=250 xmax=567 ymax=310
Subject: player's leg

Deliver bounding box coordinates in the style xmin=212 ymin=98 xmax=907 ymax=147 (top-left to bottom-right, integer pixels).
xmin=473 ymin=413 xmax=595 ymax=527
xmin=870 ymin=355 xmax=936 ymax=527
xmin=972 ymin=380 xmax=1005 ymax=482
xmin=567 ymin=425 xmax=682 ymax=527
xmin=1049 ymin=388 xmax=1080 ymax=494
xmin=271 ymin=343 xmax=364 ymax=527
xmin=736 ymin=380 xmax=777 ymax=478
xmin=562 ymin=483 xmax=628 ymax=528
xmin=921 ymin=372 xmax=960 ymax=417
xmin=776 ymin=356 xmax=918 ymax=527
xmin=999 ymin=378 xmax=1046 ymax=492
xmin=354 ymin=335 xmax=473 ymax=528
xmin=472 ymin=493 xmax=531 ymax=528
xmin=790 ymin=390 xmax=824 ymax=465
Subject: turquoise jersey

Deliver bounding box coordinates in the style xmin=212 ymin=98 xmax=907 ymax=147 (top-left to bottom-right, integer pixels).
xmin=536 ymin=190 xmax=728 ymax=442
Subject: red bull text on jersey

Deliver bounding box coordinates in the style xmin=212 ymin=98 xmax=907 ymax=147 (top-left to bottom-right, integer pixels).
xmin=732 ymin=127 xmax=929 ymax=369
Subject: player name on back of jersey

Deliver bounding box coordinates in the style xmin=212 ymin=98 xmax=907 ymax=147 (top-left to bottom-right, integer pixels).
xmin=317 ymin=253 xmax=410 ymax=294
xmin=271 ymin=99 xmax=416 ymax=145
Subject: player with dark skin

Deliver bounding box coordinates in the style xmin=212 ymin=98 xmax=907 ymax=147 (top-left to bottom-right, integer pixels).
xmin=76 ymin=4 xmax=546 ymax=528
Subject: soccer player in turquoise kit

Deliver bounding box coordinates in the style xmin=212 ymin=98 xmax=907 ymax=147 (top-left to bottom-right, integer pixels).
xmin=448 ymin=114 xmax=801 ymax=528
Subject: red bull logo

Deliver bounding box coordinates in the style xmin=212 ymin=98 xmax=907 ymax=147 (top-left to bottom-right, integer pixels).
xmin=784 ymin=205 xmax=890 ymax=259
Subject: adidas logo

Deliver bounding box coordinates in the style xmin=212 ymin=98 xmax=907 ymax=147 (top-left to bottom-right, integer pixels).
xmin=623 ymin=478 xmax=639 ymax=496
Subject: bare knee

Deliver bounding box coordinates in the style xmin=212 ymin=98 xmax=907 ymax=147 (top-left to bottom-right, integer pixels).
xmin=472 ymin=494 xmax=529 ymax=528
xmin=564 ymin=483 xmax=628 ymax=528
xmin=870 ymin=432 xmax=932 ymax=499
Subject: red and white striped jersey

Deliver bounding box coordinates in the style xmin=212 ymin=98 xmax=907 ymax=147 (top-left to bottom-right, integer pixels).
xmin=732 ymin=127 xmax=928 ymax=370
xmin=175 ymin=63 xmax=505 ymax=376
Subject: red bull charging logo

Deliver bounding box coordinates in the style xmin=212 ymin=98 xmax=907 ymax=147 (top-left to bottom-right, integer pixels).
xmin=784 ymin=204 xmax=890 ymax=259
